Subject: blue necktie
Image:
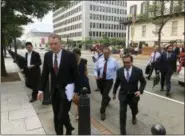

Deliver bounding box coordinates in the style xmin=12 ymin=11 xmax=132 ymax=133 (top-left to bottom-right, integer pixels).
xmin=126 ymin=69 xmax=130 ymax=82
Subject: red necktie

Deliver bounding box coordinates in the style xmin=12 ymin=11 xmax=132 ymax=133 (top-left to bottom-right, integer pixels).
xmin=102 ymin=60 xmax=107 ymax=80
xmin=54 ymin=54 xmax=58 ymax=75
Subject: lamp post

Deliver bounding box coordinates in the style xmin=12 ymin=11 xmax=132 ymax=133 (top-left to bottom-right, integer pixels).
xmin=119 ymin=15 xmax=133 ymax=49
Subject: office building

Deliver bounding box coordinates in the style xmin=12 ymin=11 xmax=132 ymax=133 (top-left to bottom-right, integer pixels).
xmin=53 ymin=1 xmax=127 ymax=41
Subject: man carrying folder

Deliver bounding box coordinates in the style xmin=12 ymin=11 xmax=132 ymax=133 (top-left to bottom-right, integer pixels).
xmin=37 ymin=34 xmax=79 ymax=135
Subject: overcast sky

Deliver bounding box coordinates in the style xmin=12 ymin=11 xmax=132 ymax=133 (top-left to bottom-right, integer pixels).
xmin=21 ymin=1 xmax=141 ymax=39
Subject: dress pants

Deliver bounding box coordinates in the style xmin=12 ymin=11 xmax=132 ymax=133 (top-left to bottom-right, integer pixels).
xmin=97 ymin=79 xmax=113 ymax=114
xmin=120 ymin=94 xmax=139 ymax=135
xmin=160 ymin=71 xmax=173 ymax=91
xmin=52 ymin=89 xmax=72 ymax=135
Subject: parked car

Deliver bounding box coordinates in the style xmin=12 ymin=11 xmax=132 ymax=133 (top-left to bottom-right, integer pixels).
xmin=178 ymin=66 xmax=184 ymax=87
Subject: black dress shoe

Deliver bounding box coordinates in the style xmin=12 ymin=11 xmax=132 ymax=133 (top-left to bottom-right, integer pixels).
xmin=166 ymin=92 xmax=171 ymax=97
xmin=101 ymin=113 xmax=106 ymax=121
xmin=29 ymin=98 xmax=36 ymax=103
xmin=132 ymin=116 xmax=137 ymax=125
xmin=66 ymin=126 xmax=74 ymax=135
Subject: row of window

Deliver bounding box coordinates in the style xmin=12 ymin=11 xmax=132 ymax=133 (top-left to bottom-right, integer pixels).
xmin=90 ymin=22 xmax=126 ymax=30
xmin=53 ymin=1 xmax=81 ymax=17
xmin=90 ymin=5 xmax=127 ymax=14
xmin=56 ymin=23 xmax=82 ymax=33
xmin=53 ymin=5 xmax=82 ymax=23
xmin=92 ymin=1 xmax=127 ymax=7
xmin=53 ymin=15 xmax=82 ymax=28
xmin=89 ymin=31 xmax=126 ymax=38
xmin=90 ymin=13 xmax=125 ymax=22
xmin=61 ymin=32 xmax=82 ymax=38
xmin=131 ymin=21 xmax=179 ymax=38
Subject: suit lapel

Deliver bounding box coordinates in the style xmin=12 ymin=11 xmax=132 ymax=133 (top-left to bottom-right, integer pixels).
xmin=128 ymin=66 xmax=135 ymax=82
xmin=57 ymin=50 xmax=65 ymax=76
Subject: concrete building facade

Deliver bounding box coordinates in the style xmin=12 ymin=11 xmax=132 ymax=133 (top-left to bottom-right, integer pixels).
xmin=53 ymin=1 xmax=127 ymax=41
xmin=127 ymin=1 xmax=184 ymax=47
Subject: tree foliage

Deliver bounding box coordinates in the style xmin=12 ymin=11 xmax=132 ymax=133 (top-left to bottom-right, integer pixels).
xmin=1 ymin=0 xmax=71 ymax=76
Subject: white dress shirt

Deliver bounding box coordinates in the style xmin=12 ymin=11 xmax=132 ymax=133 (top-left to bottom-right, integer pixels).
xmin=52 ymin=49 xmax=62 ymax=68
xmin=27 ymin=51 xmax=32 ymax=67
xmin=94 ymin=57 xmax=120 ymax=80
xmin=148 ymin=51 xmax=161 ymax=65
xmin=124 ymin=66 xmax=132 ymax=81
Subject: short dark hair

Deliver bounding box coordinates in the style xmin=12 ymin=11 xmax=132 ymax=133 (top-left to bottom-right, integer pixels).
xmin=122 ymin=54 xmax=133 ymax=62
xmin=25 ymin=42 xmax=32 ymax=47
xmin=167 ymin=45 xmax=173 ymax=49
xmin=73 ymin=48 xmax=81 ymax=56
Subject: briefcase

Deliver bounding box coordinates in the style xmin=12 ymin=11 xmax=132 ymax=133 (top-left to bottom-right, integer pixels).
xmin=145 ymin=65 xmax=151 ymax=75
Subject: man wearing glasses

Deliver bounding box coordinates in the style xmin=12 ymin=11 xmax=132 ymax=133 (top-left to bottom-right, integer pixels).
xmin=113 ymin=54 xmax=146 ymax=135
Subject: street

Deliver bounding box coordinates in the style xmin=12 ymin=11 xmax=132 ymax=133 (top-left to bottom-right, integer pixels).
xmin=15 ymin=48 xmax=184 ymax=135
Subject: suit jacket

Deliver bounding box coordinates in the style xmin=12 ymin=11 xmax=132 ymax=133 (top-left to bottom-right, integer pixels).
xmin=25 ymin=51 xmax=42 ymax=89
xmin=113 ymin=66 xmax=146 ymax=102
xmin=40 ymin=50 xmax=79 ymax=99
xmin=174 ymin=47 xmax=180 ymax=55
xmin=159 ymin=52 xmax=177 ymax=73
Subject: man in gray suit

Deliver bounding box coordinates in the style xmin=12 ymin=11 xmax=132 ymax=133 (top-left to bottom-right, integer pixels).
xmin=113 ymin=54 xmax=146 ymax=135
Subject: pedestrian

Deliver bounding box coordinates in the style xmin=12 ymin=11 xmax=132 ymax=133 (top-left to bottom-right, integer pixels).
xmin=94 ymin=47 xmax=120 ymax=121
xmin=25 ymin=42 xmax=42 ymax=102
xmin=92 ymin=45 xmax=104 ymax=92
xmin=146 ymin=46 xmax=161 ymax=80
xmin=112 ymin=54 xmax=146 ymax=135
xmin=72 ymin=48 xmax=91 ymax=120
xmin=37 ymin=34 xmax=79 ymax=135
xmin=173 ymin=42 xmax=180 ymax=72
xmin=159 ymin=45 xmax=177 ymax=97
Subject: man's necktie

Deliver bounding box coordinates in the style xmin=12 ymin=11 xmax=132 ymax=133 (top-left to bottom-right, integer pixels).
xmin=126 ymin=69 xmax=130 ymax=82
xmin=102 ymin=60 xmax=107 ymax=80
xmin=54 ymin=54 xmax=58 ymax=75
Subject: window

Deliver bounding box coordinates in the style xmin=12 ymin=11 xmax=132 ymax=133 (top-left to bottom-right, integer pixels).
xmin=90 ymin=13 xmax=92 ymax=19
xmin=90 ymin=22 xmax=92 ymax=28
xmin=142 ymin=25 xmax=146 ymax=37
xmin=171 ymin=21 xmax=178 ymax=36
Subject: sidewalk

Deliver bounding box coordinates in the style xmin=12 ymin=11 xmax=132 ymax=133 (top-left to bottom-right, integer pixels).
xmin=1 ymin=57 xmax=101 ymax=135
xmin=1 ymin=58 xmax=45 ymax=134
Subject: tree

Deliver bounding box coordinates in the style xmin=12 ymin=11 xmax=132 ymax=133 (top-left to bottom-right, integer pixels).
xmin=1 ymin=0 xmax=71 ymax=76
xmin=137 ymin=0 xmax=184 ymax=47
xmin=99 ymin=34 xmax=110 ymax=46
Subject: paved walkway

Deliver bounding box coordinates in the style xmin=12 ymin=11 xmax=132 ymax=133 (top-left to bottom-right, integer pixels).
xmin=1 ymin=53 xmax=184 ymax=135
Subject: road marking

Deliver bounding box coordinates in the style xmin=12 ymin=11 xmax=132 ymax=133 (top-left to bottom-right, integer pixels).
xmin=88 ymin=73 xmax=184 ymax=105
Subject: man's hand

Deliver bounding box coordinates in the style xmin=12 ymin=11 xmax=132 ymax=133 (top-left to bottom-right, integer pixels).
xmin=135 ymin=91 xmax=140 ymax=97
xmin=37 ymin=91 xmax=43 ymax=100
xmin=113 ymin=94 xmax=116 ymax=100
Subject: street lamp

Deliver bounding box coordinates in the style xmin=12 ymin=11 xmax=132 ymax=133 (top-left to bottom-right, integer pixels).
xmin=119 ymin=14 xmax=133 ymax=49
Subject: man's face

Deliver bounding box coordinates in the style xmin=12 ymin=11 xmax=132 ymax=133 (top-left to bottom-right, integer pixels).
xmin=167 ymin=46 xmax=173 ymax=52
xmin=123 ymin=57 xmax=132 ymax=69
xmin=26 ymin=44 xmax=33 ymax=52
xmin=103 ymin=49 xmax=110 ymax=60
xmin=154 ymin=47 xmax=157 ymax=52
xmin=48 ymin=37 xmax=61 ymax=53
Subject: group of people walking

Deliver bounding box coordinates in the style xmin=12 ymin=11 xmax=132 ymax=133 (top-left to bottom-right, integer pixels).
xmin=24 ymin=34 xmax=184 ymax=135
xmin=146 ymin=43 xmax=184 ymax=97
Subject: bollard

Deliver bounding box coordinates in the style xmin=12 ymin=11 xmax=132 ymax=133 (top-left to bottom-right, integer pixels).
xmin=42 ymin=74 xmax=52 ymax=105
xmin=78 ymin=87 xmax=91 ymax=135
xmin=151 ymin=124 xmax=166 ymax=135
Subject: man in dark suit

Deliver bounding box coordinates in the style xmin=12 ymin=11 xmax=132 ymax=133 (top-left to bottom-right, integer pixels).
xmin=37 ymin=34 xmax=79 ymax=135
xmin=159 ymin=45 xmax=177 ymax=97
xmin=25 ymin=42 xmax=41 ymax=102
xmin=173 ymin=42 xmax=180 ymax=72
xmin=112 ymin=55 xmax=146 ymax=135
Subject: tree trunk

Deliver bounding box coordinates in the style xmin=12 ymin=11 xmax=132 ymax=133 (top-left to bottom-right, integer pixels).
xmin=1 ymin=33 xmax=8 ymax=77
xmin=4 ymin=46 xmax=7 ymax=58
xmin=158 ymin=29 xmax=162 ymax=48
xmin=14 ymin=37 xmax=17 ymax=55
